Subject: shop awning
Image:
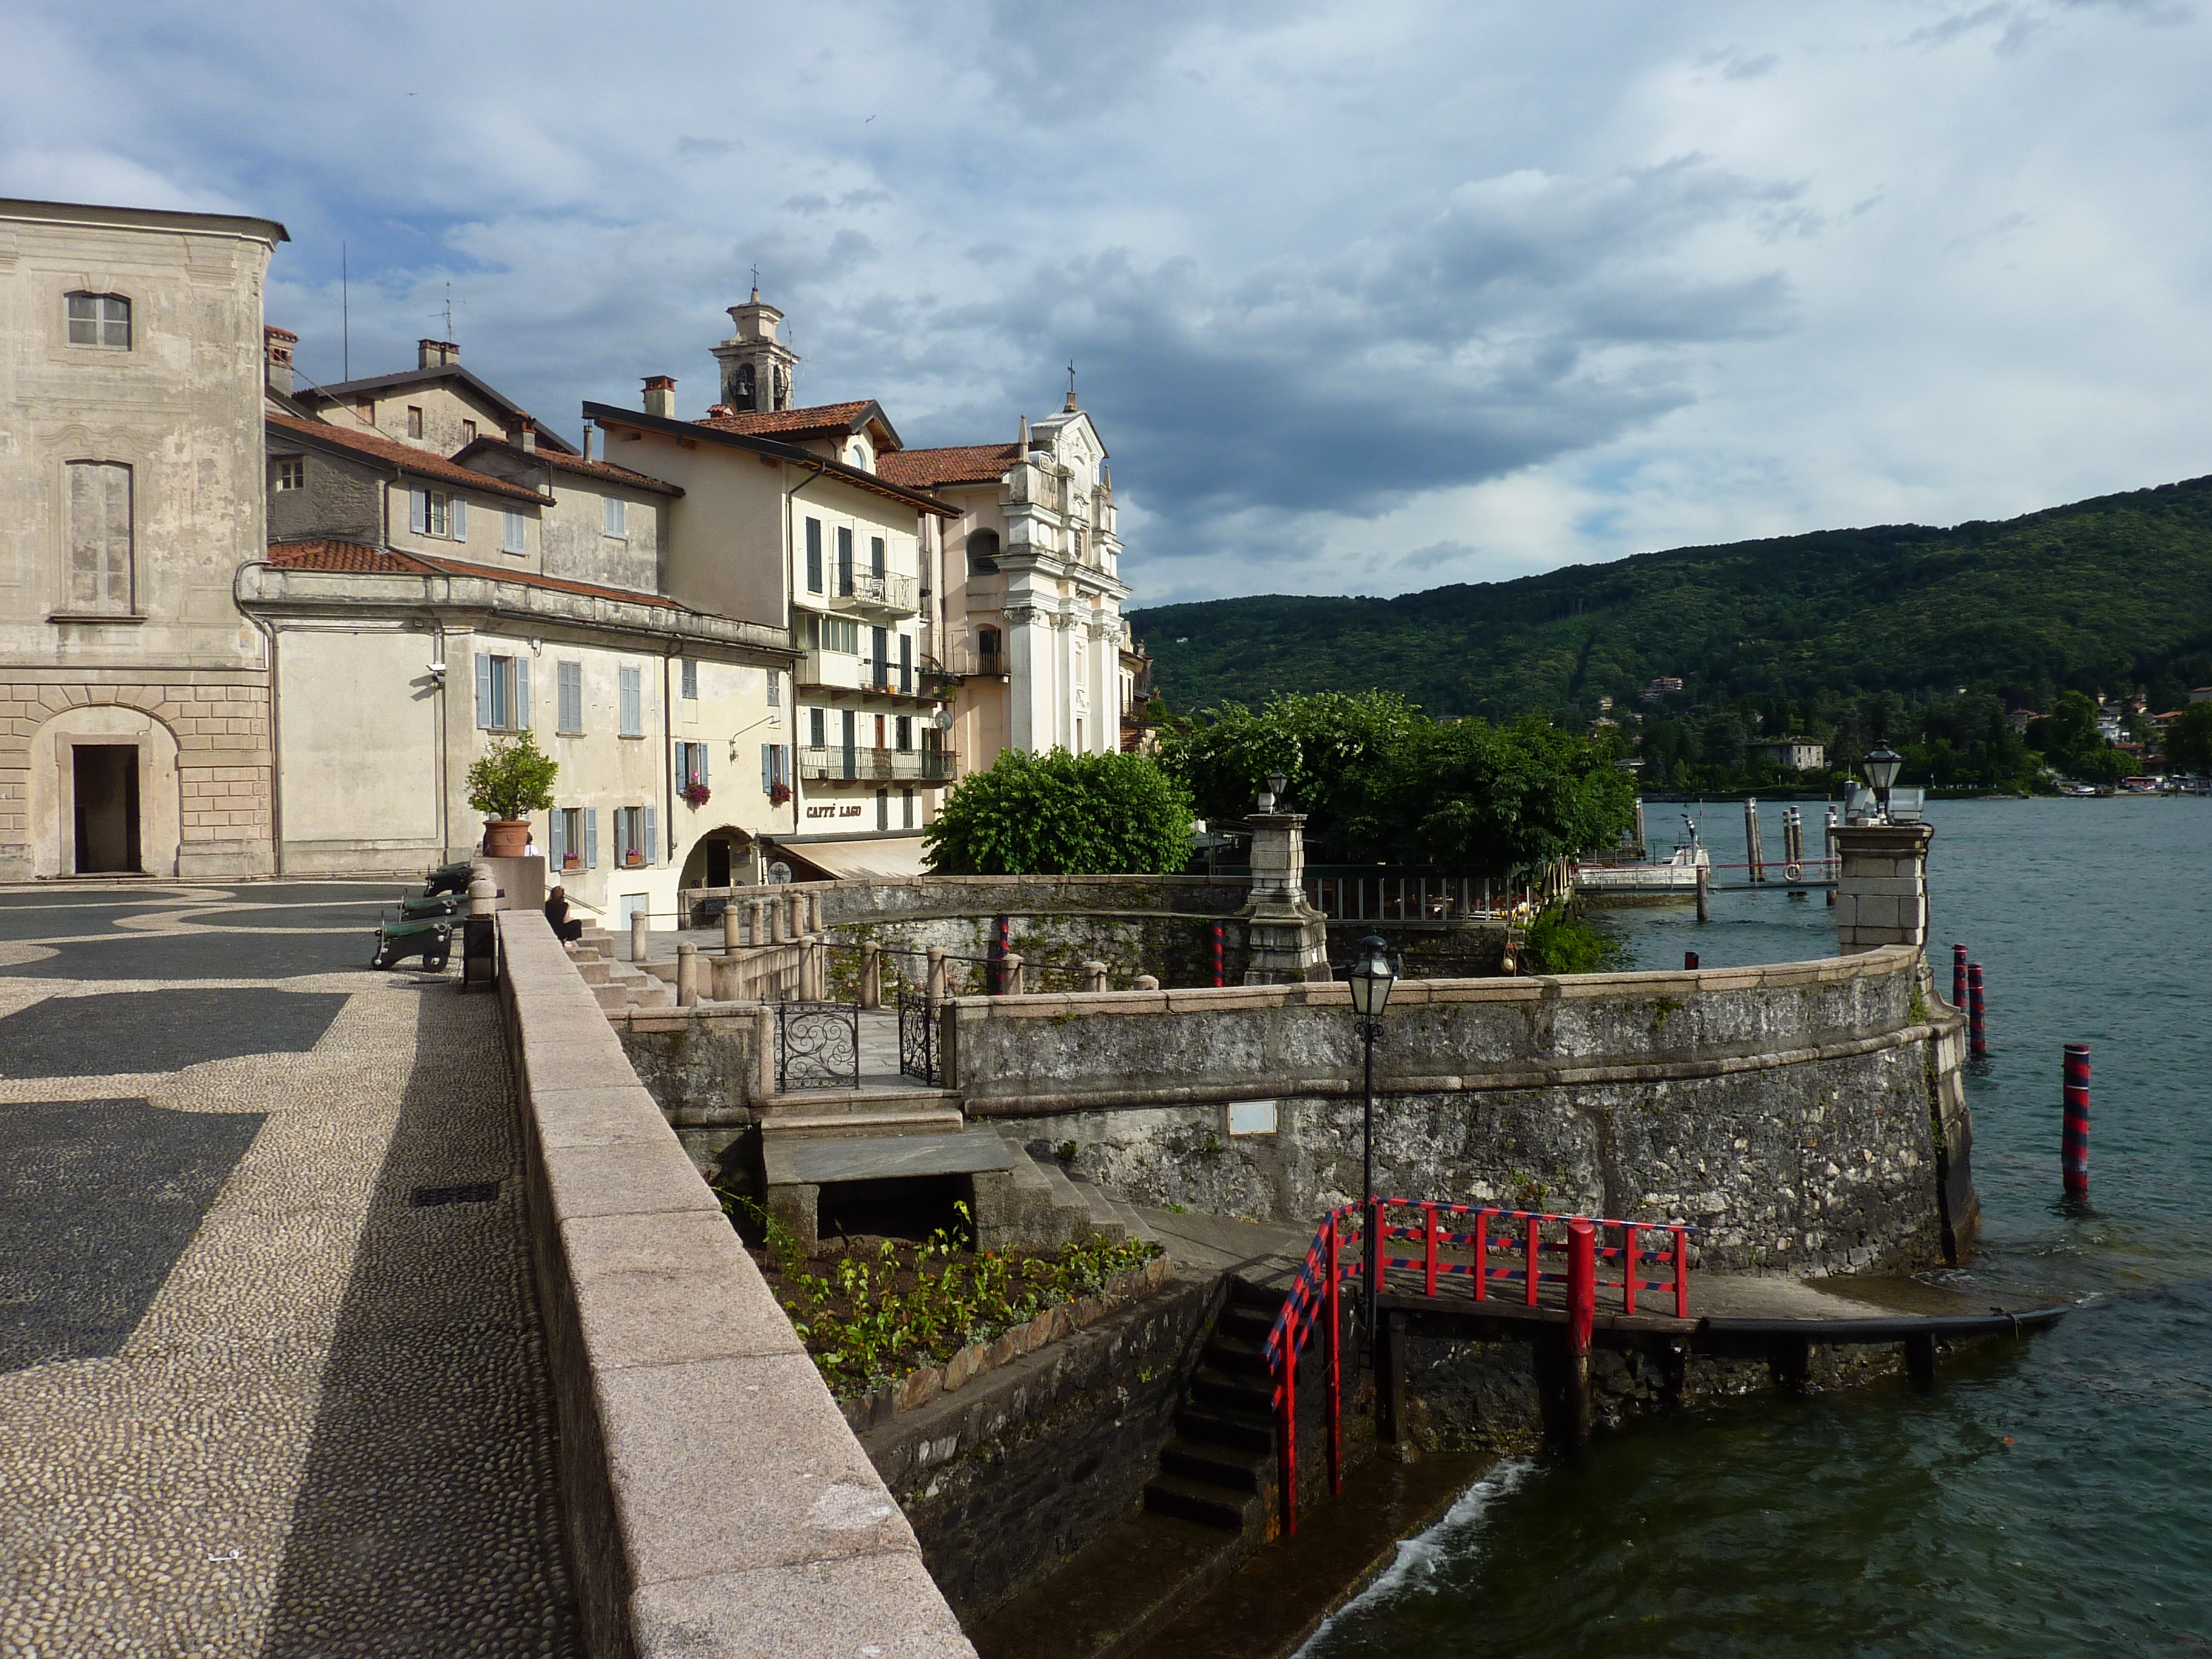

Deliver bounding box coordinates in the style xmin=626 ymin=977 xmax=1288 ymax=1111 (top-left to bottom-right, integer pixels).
xmin=775 ymin=834 xmax=932 ymax=882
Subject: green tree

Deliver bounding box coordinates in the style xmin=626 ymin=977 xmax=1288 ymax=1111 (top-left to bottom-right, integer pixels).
xmin=464 ymin=731 xmax=558 ymax=820
xmin=2167 ymin=702 xmax=2212 ymax=773
xmin=923 ymin=749 xmax=1195 ymax=875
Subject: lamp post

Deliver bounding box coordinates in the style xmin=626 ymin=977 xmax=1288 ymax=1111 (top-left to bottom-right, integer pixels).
xmin=1257 ymin=768 xmax=1289 ymax=813
xmin=1346 ymin=933 xmax=1397 ymax=1364
xmin=1862 ymin=745 xmax=1903 ymax=823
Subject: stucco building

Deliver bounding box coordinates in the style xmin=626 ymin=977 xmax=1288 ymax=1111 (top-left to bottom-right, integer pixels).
xmin=0 ymin=197 xmax=289 ymax=880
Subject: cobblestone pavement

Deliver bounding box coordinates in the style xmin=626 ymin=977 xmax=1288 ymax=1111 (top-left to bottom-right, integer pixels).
xmin=0 ymin=882 xmax=581 ymax=1658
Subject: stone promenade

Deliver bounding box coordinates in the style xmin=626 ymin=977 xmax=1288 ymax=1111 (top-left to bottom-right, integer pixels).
xmin=0 ymin=881 xmax=580 ymax=1657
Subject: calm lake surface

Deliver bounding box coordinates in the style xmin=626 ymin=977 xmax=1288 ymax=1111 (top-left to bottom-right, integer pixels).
xmin=1301 ymin=797 xmax=2212 ymax=1658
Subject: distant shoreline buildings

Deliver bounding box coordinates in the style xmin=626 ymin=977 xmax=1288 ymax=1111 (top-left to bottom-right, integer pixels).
xmin=1 ymin=196 xmax=1153 ymax=917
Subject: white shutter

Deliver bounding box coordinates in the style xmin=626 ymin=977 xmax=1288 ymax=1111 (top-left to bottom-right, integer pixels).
xmin=643 ymin=804 xmax=657 ymax=865
xmin=514 ymin=656 xmax=531 ymax=729
xmin=411 ymin=489 xmax=430 ymax=535
xmin=585 ymin=808 xmax=598 ymax=869
xmin=504 ymin=511 xmax=525 ymax=554
xmin=451 ymin=497 xmax=468 ymax=543
xmin=474 ymin=652 xmax=493 ymax=729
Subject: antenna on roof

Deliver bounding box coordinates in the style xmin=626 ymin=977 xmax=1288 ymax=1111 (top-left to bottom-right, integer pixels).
xmin=341 ymin=241 xmax=349 ymax=381
xmin=438 ymin=281 xmax=455 ymax=344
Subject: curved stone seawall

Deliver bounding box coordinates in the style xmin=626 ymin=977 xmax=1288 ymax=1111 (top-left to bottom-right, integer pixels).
xmin=947 ymin=946 xmax=1976 ymax=1276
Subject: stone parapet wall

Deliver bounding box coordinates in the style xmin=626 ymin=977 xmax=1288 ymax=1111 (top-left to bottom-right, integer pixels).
xmin=949 ymin=948 xmax=1968 ymax=1276
xmin=497 ymin=911 xmax=974 ymax=1658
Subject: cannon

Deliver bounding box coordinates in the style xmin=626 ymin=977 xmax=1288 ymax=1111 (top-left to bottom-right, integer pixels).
xmin=422 ymin=860 xmax=474 ymax=898
xmin=398 ymin=890 xmax=465 ymax=920
xmin=372 ymin=916 xmax=453 ymax=971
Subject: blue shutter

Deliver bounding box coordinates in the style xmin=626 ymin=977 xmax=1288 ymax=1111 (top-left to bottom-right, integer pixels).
xmin=451 ymin=498 xmax=468 ymax=543
xmin=474 ymin=652 xmax=493 ymax=729
xmin=762 ymin=744 xmax=772 ymax=794
xmin=699 ymin=743 xmax=708 ymax=787
xmin=585 ymin=808 xmax=598 ymax=869
xmin=514 ymin=656 xmax=531 ymax=729
xmin=549 ymin=809 xmax=565 ymax=866
xmin=411 ymin=489 xmax=429 ymax=535
xmin=643 ymin=804 xmax=658 ymax=865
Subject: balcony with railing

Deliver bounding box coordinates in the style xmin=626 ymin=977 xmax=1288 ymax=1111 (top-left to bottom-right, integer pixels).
xmin=794 ymin=652 xmax=943 ymax=700
xmin=825 ymin=570 xmax=918 ymax=617
xmin=798 ymin=746 xmax=959 ymax=784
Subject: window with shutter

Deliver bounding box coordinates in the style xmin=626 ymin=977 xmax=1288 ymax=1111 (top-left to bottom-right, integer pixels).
xmin=836 ymin=526 xmax=854 ymax=595
xmin=504 ymin=511 xmax=526 ymax=554
xmin=585 ymin=807 xmax=599 ymax=868
xmin=65 ymin=461 xmax=133 ymax=613
xmin=514 ymin=656 xmax=530 ymax=729
xmin=762 ymin=744 xmax=773 ymax=794
xmin=643 ymin=805 xmax=657 ymax=864
xmin=451 ymin=498 xmax=468 ymax=542
xmin=549 ymin=809 xmax=566 ymax=866
xmin=805 ymin=519 xmax=823 ymax=592
xmin=618 ymin=666 xmax=642 ymax=737
xmin=557 ymin=660 xmax=583 ymax=734
xmin=603 ymin=497 xmax=626 ymax=537
xmin=475 ymin=653 xmax=494 ymax=730
xmin=870 ymin=535 xmax=885 ymax=578
xmin=766 ymin=669 xmax=780 ymax=708
xmin=680 ymin=659 xmax=698 ymax=700
xmin=412 ymin=489 xmax=430 ymax=535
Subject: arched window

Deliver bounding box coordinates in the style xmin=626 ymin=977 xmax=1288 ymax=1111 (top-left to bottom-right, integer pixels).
xmin=66 ymin=292 xmax=131 ymax=350
xmin=967 ymin=529 xmax=1000 ymax=574
xmin=732 ymin=362 xmax=757 ymax=411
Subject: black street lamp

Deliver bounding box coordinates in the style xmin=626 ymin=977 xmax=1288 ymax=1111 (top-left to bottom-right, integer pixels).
xmin=1258 ymin=768 xmax=1289 ymax=813
xmin=1346 ymin=933 xmax=1397 ymax=1360
xmin=1862 ymin=745 xmax=1903 ymax=822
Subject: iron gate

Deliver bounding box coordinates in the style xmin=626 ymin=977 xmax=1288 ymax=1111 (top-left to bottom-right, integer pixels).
xmin=776 ymin=1002 xmax=860 ymax=1091
xmin=898 ymin=991 xmax=940 ymax=1086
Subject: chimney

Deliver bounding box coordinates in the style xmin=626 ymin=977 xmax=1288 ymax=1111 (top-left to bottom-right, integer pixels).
xmin=581 ymin=423 xmax=596 ymax=464
xmin=418 ymin=338 xmax=459 ymax=369
xmin=263 ymin=325 xmax=297 ymax=397
xmin=515 ymin=417 xmax=537 ymax=454
xmin=643 ymin=375 xmax=677 ymax=419
xmin=706 ymin=403 xmax=736 ymax=418
xmin=1018 ymin=415 xmax=1030 ymax=451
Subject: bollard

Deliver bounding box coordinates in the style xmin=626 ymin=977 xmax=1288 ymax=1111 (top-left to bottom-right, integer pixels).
xmin=785 ymin=892 xmax=806 ymax=943
xmin=926 ymin=946 xmax=947 ymax=1010
xmin=1695 ymin=863 xmax=1710 ymax=923
xmin=860 ymin=940 xmax=882 ymax=1010
xmin=1210 ymin=919 xmax=1225 ymax=988
xmin=1567 ymin=1218 xmax=1596 ymax=1356
xmin=723 ymin=904 xmax=742 ymax=954
xmin=1968 ymin=963 xmax=1988 ymax=1059
xmin=988 ymin=914 xmax=1009 ymax=996
xmin=1684 ymin=950 xmax=1700 ymax=970
xmin=676 ymin=941 xmax=698 ymax=1007
xmin=1000 ymin=951 xmax=1025 ymax=997
xmin=1083 ymin=959 xmax=1108 ymax=993
xmin=2062 ymin=1044 xmax=2091 ymax=1201
xmin=807 ymin=891 xmax=825 ymax=934
xmin=1744 ymin=797 xmax=1765 ymax=883
xmin=1133 ymin=973 xmax=1159 ymax=991
xmin=709 ymin=953 xmax=743 ymax=1003
xmin=748 ymin=897 xmax=766 ymax=947
xmin=1952 ymin=942 xmax=1968 ymax=1010
xmin=631 ymin=910 xmax=649 ymax=964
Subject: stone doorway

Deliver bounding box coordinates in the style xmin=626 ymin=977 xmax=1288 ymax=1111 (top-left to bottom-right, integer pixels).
xmin=72 ymin=745 xmax=140 ymax=873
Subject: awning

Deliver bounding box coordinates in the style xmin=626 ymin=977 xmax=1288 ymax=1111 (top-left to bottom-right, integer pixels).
xmin=774 ymin=834 xmax=932 ymax=882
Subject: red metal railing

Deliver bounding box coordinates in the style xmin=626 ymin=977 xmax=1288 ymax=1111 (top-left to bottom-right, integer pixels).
xmin=1262 ymin=1199 xmax=1694 ymax=1534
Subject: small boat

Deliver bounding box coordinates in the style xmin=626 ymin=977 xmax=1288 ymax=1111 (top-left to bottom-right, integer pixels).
xmin=1576 ymin=817 xmax=1711 ymax=904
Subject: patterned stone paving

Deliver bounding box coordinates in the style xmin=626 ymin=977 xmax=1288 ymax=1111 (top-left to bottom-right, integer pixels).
xmin=0 ymin=883 xmax=581 ymax=1658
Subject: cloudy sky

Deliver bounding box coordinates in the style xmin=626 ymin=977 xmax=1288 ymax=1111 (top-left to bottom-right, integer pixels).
xmin=7 ymin=1 xmax=2210 ymax=606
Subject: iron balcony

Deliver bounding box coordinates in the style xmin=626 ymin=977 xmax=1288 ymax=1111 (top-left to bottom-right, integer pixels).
xmin=798 ymin=746 xmax=959 ymax=783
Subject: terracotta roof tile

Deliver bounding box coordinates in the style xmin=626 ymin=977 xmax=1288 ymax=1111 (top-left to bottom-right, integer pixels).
xmin=454 ymin=437 xmax=685 ymax=497
xmin=267 ymin=412 xmax=549 ymax=503
xmin=694 ymin=401 xmax=876 ymax=440
xmin=264 ymin=538 xmax=681 ymax=609
xmin=876 ymin=443 xmax=1020 ymax=489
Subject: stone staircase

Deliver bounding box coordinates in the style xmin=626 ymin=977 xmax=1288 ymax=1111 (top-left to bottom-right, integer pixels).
xmin=757 ymin=1089 xmax=967 ymax=1142
xmin=565 ymin=923 xmax=671 ymax=1010
xmin=1141 ymin=1267 xmax=1291 ymax=1532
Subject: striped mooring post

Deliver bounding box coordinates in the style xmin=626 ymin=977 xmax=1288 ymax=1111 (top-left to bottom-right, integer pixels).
xmin=1211 ymin=919 xmax=1226 ymax=987
xmin=1952 ymin=942 xmax=1968 ymax=1010
xmin=1968 ymin=963 xmax=1988 ymax=1060
xmin=2063 ymin=1044 xmax=2091 ymax=1202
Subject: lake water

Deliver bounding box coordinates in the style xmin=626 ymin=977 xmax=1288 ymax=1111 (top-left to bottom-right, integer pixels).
xmin=1301 ymin=797 xmax=2212 ymax=1657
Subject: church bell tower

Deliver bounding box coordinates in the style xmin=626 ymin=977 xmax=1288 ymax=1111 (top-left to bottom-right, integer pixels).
xmin=711 ymin=289 xmax=800 ymax=412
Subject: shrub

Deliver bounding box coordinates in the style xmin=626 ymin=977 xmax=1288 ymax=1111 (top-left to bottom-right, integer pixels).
xmin=464 ymin=730 xmax=558 ymax=820
xmin=924 ymin=748 xmax=1194 ymax=874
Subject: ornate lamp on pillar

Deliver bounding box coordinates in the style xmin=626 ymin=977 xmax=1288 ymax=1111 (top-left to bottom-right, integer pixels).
xmin=1861 ymin=745 xmax=1903 ymax=823
xmin=1238 ymin=769 xmax=1330 ymax=984
xmin=1346 ymin=934 xmax=1397 ymax=1364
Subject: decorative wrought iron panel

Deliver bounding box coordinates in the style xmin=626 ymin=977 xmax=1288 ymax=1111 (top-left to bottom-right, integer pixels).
xmin=776 ymin=1002 xmax=860 ymax=1091
xmin=898 ymin=992 xmax=939 ymax=1087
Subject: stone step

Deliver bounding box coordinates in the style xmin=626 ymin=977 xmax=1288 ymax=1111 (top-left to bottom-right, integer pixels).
xmin=1189 ymin=1366 xmax=1272 ymax=1416
xmin=1204 ymin=1333 xmax=1272 ymax=1379
xmin=1174 ymin=1404 xmax=1275 ymax=1455
xmin=757 ymin=1106 xmax=966 ymax=1140
xmin=1215 ymin=1302 xmax=1276 ymax=1341
xmin=1142 ymin=1473 xmax=1260 ymax=1532
xmin=1063 ymin=1171 xmax=1128 ymax=1244
xmin=1017 ymin=1143 xmax=1122 ymax=1245
xmin=574 ymin=959 xmax=614 ymax=985
xmin=1107 ymin=1198 xmax=1159 ymax=1246
xmin=762 ymin=1088 xmax=962 ymax=1118
xmin=1158 ymin=1436 xmax=1273 ymax=1495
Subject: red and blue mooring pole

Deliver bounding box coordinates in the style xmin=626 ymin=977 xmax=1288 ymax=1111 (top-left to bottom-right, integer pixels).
xmin=1211 ymin=919 xmax=1225 ymax=988
xmin=2063 ymin=1044 xmax=2091 ymax=1202
xmin=1968 ymin=962 xmax=1988 ymax=1060
xmin=1952 ymin=942 xmax=1968 ymax=1010
xmin=1684 ymin=951 xmax=1700 ymax=971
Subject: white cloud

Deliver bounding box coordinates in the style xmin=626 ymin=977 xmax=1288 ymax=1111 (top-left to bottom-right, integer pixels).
xmin=4 ymin=0 xmax=2210 ymax=612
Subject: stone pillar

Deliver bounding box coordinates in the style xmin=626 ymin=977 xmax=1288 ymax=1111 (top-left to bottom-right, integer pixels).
xmin=630 ymin=910 xmax=649 ymax=964
xmin=676 ymin=942 xmax=699 ymax=1007
xmin=709 ymin=953 xmax=744 ymax=1003
xmin=860 ymin=941 xmax=882 ymax=1010
xmin=723 ymin=904 xmax=742 ymax=953
xmin=806 ymin=891 xmax=825 ymax=934
xmin=1831 ymin=822 xmax=1934 ymax=956
xmin=1240 ymin=813 xmax=1330 ymax=984
xmin=927 ymin=947 xmax=947 ymax=1010
xmin=783 ymin=892 xmax=805 ymax=942
xmin=1000 ymin=951 xmax=1024 ymax=997
xmin=1082 ymin=959 xmax=1108 ymax=993
xmin=748 ymin=897 xmax=766 ymax=945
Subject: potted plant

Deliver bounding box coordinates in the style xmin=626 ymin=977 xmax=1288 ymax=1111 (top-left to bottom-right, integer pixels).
xmin=465 ymin=731 xmax=558 ymax=859
xmin=681 ymin=780 xmax=712 ymax=809
xmin=768 ymin=781 xmax=791 ymax=808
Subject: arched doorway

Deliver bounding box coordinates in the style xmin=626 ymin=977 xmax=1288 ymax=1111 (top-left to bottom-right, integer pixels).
xmin=679 ymin=827 xmax=758 ymax=891
xmin=27 ymin=705 xmax=182 ymax=879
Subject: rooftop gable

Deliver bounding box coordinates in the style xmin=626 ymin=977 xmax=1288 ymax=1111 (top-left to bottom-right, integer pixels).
xmin=293 ymin=364 xmax=580 ymax=455
xmin=267 ymin=412 xmax=549 ymax=504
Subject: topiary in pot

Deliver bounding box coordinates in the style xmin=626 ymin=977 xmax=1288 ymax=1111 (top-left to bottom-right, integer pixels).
xmin=466 ymin=731 xmax=559 ymax=858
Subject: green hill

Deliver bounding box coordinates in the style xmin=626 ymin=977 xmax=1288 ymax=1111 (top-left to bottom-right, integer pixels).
xmin=1131 ymin=475 xmax=2212 ymax=717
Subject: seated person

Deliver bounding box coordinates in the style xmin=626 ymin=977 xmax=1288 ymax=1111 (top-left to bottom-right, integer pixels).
xmin=543 ymin=886 xmax=585 ymax=945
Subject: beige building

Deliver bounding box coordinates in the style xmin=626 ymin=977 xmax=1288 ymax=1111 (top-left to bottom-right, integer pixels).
xmin=0 ymin=197 xmax=288 ymax=881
